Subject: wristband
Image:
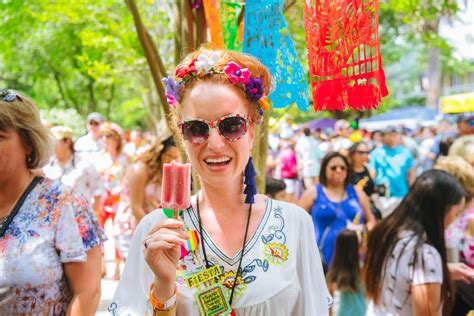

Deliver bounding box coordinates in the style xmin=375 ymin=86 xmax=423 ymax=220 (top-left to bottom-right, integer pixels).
xmin=149 ymin=284 xmax=177 ymax=311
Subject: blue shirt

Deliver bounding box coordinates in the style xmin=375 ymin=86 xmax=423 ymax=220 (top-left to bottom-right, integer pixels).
xmin=369 ymin=145 xmax=414 ymax=197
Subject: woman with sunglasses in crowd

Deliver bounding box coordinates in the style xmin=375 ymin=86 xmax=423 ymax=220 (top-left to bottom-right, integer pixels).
xmin=348 ymin=142 xmax=375 ymax=198
xmin=298 ymin=152 xmax=376 ymax=269
xmin=0 ymin=90 xmax=106 ymax=314
xmin=348 ymin=141 xmax=382 ymax=220
xmin=112 ymin=48 xmax=331 ymax=315
xmin=43 ymin=125 xmax=105 ymax=217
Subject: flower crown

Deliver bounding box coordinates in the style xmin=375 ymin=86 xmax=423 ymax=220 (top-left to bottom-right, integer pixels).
xmin=162 ymin=52 xmax=270 ymax=118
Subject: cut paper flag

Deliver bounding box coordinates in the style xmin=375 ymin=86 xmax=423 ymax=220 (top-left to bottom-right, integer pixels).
xmin=203 ymin=0 xmax=224 ymax=48
xmin=243 ymin=0 xmax=309 ymax=111
xmin=221 ymin=0 xmax=244 ymax=50
xmin=204 ymin=0 xmax=243 ymax=50
xmin=303 ymin=0 xmax=388 ymax=111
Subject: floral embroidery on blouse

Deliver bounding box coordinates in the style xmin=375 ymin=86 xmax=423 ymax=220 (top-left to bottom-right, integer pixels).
xmin=0 ymin=177 xmax=106 ymax=315
xmin=263 ymin=243 xmax=289 ymax=265
xmin=196 ymin=204 xmax=289 ymax=299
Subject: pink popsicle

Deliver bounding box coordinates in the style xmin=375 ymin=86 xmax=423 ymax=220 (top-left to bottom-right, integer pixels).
xmin=161 ymin=161 xmax=192 ymax=212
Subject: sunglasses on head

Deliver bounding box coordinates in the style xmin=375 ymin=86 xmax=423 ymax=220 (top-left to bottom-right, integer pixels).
xmin=329 ymin=165 xmax=347 ymax=171
xmin=178 ymin=114 xmax=250 ymax=144
xmin=0 ymin=89 xmax=18 ymax=102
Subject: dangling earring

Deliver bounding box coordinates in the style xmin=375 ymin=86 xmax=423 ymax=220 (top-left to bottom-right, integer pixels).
xmin=243 ymin=157 xmax=257 ymax=204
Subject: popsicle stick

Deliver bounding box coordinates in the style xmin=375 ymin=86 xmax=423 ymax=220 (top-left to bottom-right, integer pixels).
xmin=163 ymin=208 xmax=174 ymax=219
xmin=163 ymin=208 xmax=183 ymax=219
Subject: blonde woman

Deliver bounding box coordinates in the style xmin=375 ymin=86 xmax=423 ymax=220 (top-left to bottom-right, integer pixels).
xmin=0 ymin=89 xmax=105 ymax=314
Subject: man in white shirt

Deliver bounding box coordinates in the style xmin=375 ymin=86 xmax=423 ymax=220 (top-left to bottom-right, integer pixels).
xmin=332 ymin=119 xmax=353 ymax=156
xmin=75 ymin=112 xmax=104 ymax=163
xmin=296 ymin=128 xmax=323 ymax=188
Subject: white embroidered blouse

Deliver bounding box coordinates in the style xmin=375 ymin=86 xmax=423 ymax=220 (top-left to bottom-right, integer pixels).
xmin=111 ymin=197 xmax=331 ymax=315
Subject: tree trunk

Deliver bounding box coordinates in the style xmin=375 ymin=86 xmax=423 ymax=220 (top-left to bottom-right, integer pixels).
xmin=425 ymin=19 xmax=441 ymax=109
xmin=125 ymin=0 xmax=171 ymax=123
xmin=252 ymin=113 xmax=270 ymax=193
xmin=426 ymin=45 xmax=441 ymax=109
xmin=174 ymin=1 xmax=183 ymax=64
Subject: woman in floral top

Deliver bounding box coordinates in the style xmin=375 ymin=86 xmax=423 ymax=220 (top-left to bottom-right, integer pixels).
xmin=0 ymin=89 xmax=106 ymax=315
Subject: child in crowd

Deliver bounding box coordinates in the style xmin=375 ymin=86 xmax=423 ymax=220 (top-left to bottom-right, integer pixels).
xmin=265 ymin=176 xmax=287 ymax=201
xmin=327 ymin=229 xmax=366 ymax=316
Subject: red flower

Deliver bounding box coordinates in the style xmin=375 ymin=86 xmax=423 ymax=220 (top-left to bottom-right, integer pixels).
xmin=175 ymin=58 xmax=198 ymax=79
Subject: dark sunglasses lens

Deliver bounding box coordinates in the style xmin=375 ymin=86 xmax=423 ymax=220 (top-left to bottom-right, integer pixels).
xmin=219 ymin=117 xmax=247 ymax=140
xmin=182 ymin=121 xmax=209 ymax=143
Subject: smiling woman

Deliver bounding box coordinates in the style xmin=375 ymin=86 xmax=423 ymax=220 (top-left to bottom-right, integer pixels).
xmin=112 ymin=49 xmax=331 ymax=316
xmin=298 ymin=151 xmax=376 ymax=269
xmin=0 ymin=89 xmax=106 ymax=315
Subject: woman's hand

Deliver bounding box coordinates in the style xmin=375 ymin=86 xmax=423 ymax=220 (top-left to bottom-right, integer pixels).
xmin=143 ymin=219 xmax=188 ymax=284
xmin=448 ymin=262 xmax=474 ymax=284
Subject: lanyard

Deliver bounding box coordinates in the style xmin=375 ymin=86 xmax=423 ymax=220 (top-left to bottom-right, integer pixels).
xmin=196 ymin=194 xmax=252 ymax=306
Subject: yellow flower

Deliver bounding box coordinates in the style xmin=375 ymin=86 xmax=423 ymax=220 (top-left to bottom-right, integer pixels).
xmin=263 ymin=243 xmax=289 ymax=265
xmin=217 ymin=270 xmax=247 ymax=297
xmin=258 ymin=97 xmax=271 ymax=110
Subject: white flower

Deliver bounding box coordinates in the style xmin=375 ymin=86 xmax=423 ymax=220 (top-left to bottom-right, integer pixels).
xmin=195 ymin=52 xmax=220 ymax=74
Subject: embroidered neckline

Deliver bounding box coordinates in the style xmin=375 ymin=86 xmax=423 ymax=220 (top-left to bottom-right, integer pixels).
xmin=188 ymin=197 xmax=271 ymax=266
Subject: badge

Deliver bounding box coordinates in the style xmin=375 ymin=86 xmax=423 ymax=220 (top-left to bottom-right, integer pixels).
xmin=195 ymin=283 xmax=232 ymax=316
xmin=185 ymin=265 xmax=222 ymax=288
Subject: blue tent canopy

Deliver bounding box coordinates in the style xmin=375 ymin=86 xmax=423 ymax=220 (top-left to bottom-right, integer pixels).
xmin=359 ymin=106 xmax=441 ymax=130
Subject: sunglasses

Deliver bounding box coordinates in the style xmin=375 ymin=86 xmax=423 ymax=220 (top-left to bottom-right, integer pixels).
xmin=89 ymin=121 xmax=100 ymax=126
xmin=0 ymin=89 xmax=18 ymax=102
xmin=329 ymin=165 xmax=347 ymax=171
xmin=356 ymin=150 xmax=370 ymax=155
xmin=178 ymin=114 xmax=250 ymax=144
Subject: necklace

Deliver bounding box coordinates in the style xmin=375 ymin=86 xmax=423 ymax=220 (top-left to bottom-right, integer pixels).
xmin=0 ymin=176 xmax=41 ymax=237
xmin=196 ymin=194 xmax=252 ymax=307
xmin=0 ymin=215 xmax=9 ymax=229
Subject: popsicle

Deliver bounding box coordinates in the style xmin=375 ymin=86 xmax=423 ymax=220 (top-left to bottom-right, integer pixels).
xmin=161 ymin=160 xmax=192 ymax=218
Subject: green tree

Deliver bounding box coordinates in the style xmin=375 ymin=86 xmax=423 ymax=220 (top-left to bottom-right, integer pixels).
xmin=0 ymin=0 xmax=173 ymax=130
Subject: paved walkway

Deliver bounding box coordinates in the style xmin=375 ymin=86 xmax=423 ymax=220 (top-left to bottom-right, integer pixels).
xmin=97 ymin=222 xmax=120 ymax=315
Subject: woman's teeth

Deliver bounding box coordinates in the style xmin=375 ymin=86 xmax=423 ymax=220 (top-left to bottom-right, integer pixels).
xmin=205 ymin=157 xmax=231 ymax=165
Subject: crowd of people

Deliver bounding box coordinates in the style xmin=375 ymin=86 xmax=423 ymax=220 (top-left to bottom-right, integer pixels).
xmin=1 ymin=47 xmax=473 ymax=316
xmin=265 ymin=115 xmax=474 ymax=315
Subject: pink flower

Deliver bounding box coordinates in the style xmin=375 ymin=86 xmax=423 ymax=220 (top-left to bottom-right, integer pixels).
xmin=224 ymin=62 xmax=251 ymax=84
xmin=166 ymin=94 xmax=177 ymax=107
